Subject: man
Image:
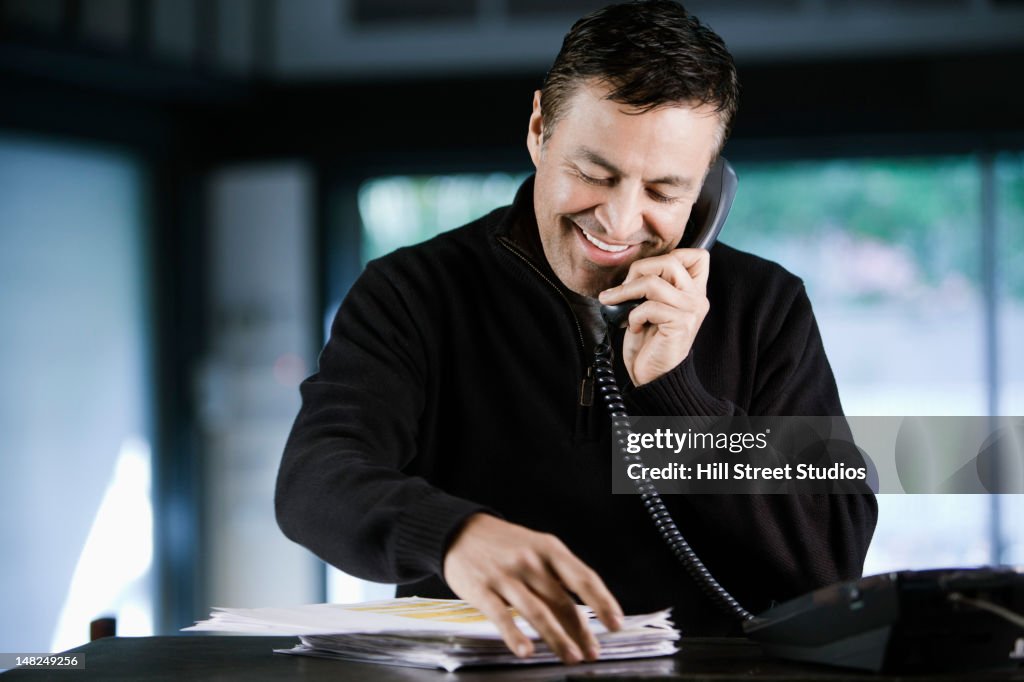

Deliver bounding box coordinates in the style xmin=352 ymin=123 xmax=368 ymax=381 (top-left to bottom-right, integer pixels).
xmin=276 ymin=0 xmax=877 ymax=665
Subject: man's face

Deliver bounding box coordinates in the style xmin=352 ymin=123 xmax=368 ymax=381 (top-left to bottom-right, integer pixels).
xmin=527 ymin=81 xmax=722 ymax=298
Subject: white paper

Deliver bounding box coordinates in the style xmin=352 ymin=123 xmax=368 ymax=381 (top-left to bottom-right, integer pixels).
xmin=185 ymin=597 xmax=680 ymax=671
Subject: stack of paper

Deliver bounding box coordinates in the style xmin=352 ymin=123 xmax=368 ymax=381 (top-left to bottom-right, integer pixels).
xmin=185 ymin=597 xmax=679 ymax=671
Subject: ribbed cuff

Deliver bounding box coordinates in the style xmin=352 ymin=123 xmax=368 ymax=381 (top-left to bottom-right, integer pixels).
xmin=394 ymin=488 xmax=497 ymax=579
xmin=626 ymin=356 xmax=734 ymax=417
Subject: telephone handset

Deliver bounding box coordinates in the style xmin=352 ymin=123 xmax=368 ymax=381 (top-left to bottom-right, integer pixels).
xmin=591 ymin=155 xmax=753 ymax=622
xmin=599 ymin=156 xmax=738 ymax=328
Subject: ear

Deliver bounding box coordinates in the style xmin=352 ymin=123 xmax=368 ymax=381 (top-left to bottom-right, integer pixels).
xmin=526 ymin=90 xmax=544 ymax=168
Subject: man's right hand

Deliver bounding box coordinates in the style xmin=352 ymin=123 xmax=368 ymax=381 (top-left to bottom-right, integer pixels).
xmin=442 ymin=513 xmax=624 ymax=664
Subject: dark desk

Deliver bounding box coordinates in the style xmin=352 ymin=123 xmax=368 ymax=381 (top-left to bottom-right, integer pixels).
xmin=3 ymin=636 xmax=1022 ymax=681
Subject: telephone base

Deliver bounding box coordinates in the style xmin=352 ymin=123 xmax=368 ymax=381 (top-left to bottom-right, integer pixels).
xmin=743 ymin=567 xmax=1024 ymax=673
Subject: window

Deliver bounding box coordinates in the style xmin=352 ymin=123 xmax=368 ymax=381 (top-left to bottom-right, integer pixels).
xmin=727 ymin=157 xmax=986 ymax=417
xmin=357 ymin=172 xmax=530 ymax=266
xmin=995 ymin=151 xmax=1024 ymax=564
xmin=0 ymin=133 xmax=153 ymax=652
xmin=725 ymin=156 xmax=1012 ymax=573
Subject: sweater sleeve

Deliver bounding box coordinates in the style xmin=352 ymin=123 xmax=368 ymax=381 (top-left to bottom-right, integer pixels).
xmin=275 ymin=261 xmax=491 ymax=584
xmin=624 ymin=282 xmax=878 ymax=607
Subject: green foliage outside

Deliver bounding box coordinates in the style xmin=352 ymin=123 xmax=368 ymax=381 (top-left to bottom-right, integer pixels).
xmin=359 ymin=173 xmax=528 ymax=265
xmin=727 ymin=157 xmax=982 ymax=291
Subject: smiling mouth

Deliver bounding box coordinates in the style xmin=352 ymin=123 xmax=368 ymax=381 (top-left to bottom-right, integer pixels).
xmin=578 ymin=226 xmax=631 ymax=253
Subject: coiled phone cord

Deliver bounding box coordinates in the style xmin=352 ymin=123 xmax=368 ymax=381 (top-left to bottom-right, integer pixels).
xmin=593 ymin=335 xmax=755 ymax=622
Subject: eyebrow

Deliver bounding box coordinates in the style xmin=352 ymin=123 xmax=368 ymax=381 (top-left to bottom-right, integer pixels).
xmin=574 ymin=147 xmax=695 ymax=189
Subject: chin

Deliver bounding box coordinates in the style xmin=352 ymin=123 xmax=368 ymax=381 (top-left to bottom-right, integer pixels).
xmin=574 ymin=271 xmax=621 ymax=298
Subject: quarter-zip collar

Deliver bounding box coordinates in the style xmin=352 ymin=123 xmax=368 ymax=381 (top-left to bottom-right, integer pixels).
xmin=490 ymin=175 xmax=588 ymax=357
xmin=490 ymin=176 xmax=602 ymax=420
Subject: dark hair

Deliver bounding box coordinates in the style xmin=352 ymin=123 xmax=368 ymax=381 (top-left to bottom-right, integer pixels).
xmin=541 ymin=0 xmax=739 ymax=153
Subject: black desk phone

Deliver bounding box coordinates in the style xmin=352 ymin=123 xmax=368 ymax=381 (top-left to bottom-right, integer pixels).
xmin=594 ymin=158 xmax=1024 ymax=674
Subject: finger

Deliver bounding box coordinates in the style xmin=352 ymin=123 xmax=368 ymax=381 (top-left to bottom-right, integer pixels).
xmin=627 ymin=297 xmax=708 ymax=335
xmin=627 ymin=293 xmax=708 ymax=326
xmin=546 ymin=545 xmax=625 ymax=635
xmin=500 ymin=582 xmax=584 ymax=664
xmin=615 ymin=250 xmax=708 ymax=291
xmin=621 ymin=251 xmax=708 ymax=293
xmin=669 ymin=248 xmax=711 ymax=290
xmin=599 ymin=252 xmax=704 ymax=304
xmin=623 ymin=253 xmax=691 ymax=286
xmin=600 ymin=274 xmax=688 ymax=308
xmin=471 ymin=590 xmax=536 ymax=659
xmin=523 ymin=568 xmax=601 ymax=660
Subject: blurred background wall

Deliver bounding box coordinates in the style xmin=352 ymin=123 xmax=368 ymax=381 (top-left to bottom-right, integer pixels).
xmin=1 ymin=0 xmax=1022 ymax=654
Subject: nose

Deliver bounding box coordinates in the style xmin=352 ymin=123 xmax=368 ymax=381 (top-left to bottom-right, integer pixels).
xmin=595 ymin=184 xmax=644 ymax=241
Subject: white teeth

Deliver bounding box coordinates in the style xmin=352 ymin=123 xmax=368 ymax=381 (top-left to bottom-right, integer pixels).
xmin=582 ymin=230 xmax=629 ymax=253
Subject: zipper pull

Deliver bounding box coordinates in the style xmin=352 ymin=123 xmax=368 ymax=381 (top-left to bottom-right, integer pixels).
xmin=579 ymin=365 xmax=594 ymax=407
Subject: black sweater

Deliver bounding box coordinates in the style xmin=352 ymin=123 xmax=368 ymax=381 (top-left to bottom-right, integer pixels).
xmin=275 ymin=177 xmax=877 ymax=635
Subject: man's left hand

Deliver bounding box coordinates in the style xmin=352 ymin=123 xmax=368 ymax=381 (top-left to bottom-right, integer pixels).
xmin=597 ymin=249 xmax=710 ymax=387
